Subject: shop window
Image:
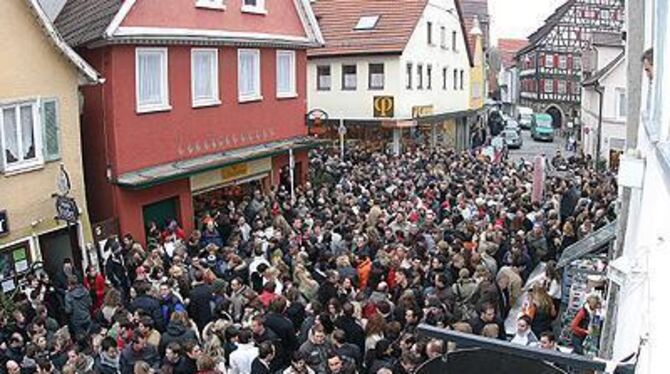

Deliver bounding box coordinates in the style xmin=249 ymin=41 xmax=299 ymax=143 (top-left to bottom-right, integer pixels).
xmin=0 ymin=242 xmax=31 ymax=293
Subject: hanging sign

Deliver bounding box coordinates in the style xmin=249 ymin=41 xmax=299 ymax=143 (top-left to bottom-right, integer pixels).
xmin=0 ymin=210 xmax=8 ymax=237
xmin=56 ymin=196 xmax=79 ymax=223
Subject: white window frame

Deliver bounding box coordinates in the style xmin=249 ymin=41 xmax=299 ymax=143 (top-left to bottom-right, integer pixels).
xmin=440 ymin=26 xmax=447 ymax=49
xmin=276 ymin=50 xmax=297 ymax=98
xmin=368 ymin=63 xmax=385 ymax=90
xmin=191 ymin=48 xmax=220 ymax=108
xmin=135 ymin=47 xmax=171 ymax=113
xmin=545 ymin=54 xmax=554 ymax=68
xmin=0 ymin=99 xmax=44 ymax=173
xmin=558 ymin=55 xmax=567 ymax=69
xmin=317 ymin=65 xmax=332 ymax=91
xmin=544 ymin=80 xmax=554 ymax=93
xmin=241 ymin=0 xmax=267 ymax=15
xmin=237 ymin=49 xmax=262 ymax=102
xmin=557 ymin=80 xmax=567 ymax=94
xmin=195 ymin=0 xmax=225 ymax=10
xmin=615 ymin=88 xmax=627 ymax=119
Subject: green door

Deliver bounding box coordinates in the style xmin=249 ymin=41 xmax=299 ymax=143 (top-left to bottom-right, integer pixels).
xmin=142 ymin=197 xmax=178 ymax=233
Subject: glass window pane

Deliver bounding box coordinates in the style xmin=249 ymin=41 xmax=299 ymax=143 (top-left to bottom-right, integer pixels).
xmin=20 ymin=105 xmax=35 ymax=160
xmin=139 ymin=52 xmax=163 ymax=105
xmin=194 ymin=51 xmax=214 ymax=100
xmin=2 ymin=108 xmax=18 ymax=164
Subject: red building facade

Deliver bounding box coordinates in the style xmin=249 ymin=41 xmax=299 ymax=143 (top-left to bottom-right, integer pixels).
xmin=55 ymin=0 xmax=324 ymax=243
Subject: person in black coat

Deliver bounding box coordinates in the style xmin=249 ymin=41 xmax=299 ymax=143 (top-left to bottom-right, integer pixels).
xmin=158 ymin=314 xmax=198 ymax=356
xmin=264 ymin=296 xmax=298 ymax=369
xmin=187 ymin=270 xmax=214 ymax=332
xmin=333 ymin=302 xmax=365 ymax=354
xmin=317 ymin=271 xmax=339 ymax=306
xmin=129 ymin=281 xmax=165 ymax=332
xmin=251 ymin=341 xmax=274 ymax=374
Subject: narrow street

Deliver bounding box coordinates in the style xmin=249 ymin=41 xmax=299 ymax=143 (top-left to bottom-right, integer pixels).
xmin=508 ymin=128 xmax=569 ymax=162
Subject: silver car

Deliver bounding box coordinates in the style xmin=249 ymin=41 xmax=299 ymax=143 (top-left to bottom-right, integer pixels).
xmin=502 ymin=129 xmax=522 ymax=149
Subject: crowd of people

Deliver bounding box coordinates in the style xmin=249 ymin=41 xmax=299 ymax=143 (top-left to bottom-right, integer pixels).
xmin=0 ymin=145 xmax=618 ymax=374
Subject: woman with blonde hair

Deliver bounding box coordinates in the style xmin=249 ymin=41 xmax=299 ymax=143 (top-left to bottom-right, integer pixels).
xmin=294 ymin=265 xmax=319 ymax=301
xmin=101 ymin=288 xmax=122 ymax=326
xmin=525 ymin=283 xmax=557 ymax=337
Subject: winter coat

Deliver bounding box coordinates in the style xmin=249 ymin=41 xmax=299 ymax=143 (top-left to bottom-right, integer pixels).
xmin=120 ymin=345 xmax=160 ymax=374
xmin=334 ymin=316 xmax=365 ymax=354
xmin=160 ymin=294 xmax=186 ymax=325
xmin=130 ymin=294 xmax=166 ymax=332
xmin=84 ymin=273 xmax=106 ymax=312
xmin=96 ymin=352 xmax=121 ymax=374
xmin=188 ymin=283 xmax=214 ymax=331
xmin=158 ymin=320 xmax=198 ymax=355
xmin=299 ymin=340 xmax=333 ymax=374
xmin=356 ymin=259 xmax=372 ymax=290
xmin=64 ymin=284 xmax=93 ymax=328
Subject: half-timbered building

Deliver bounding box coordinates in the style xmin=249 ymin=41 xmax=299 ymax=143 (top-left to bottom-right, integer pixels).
xmin=515 ymin=0 xmax=624 ymax=131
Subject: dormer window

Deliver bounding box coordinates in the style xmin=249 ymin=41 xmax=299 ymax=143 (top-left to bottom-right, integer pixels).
xmin=242 ymin=0 xmax=267 ymax=14
xmin=354 ymin=16 xmax=380 ymax=30
xmin=195 ymin=0 xmax=225 ymax=10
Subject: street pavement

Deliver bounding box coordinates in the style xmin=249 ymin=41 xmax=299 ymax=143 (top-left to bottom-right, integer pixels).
xmin=507 ymin=129 xmax=569 ymax=163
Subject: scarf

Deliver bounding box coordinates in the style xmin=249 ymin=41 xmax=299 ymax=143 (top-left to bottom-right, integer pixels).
xmin=99 ymin=352 xmax=120 ymax=371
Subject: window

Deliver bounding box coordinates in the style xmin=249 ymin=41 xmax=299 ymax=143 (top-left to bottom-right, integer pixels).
xmin=440 ymin=26 xmax=446 ymax=48
xmin=238 ymin=49 xmax=261 ymax=101
xmin=1 ymin=101 xmax=43 ymax=172
xmin=195 ymin=0 xmax=225 ymax=10
xmin=406 ymin=63 xmax=413 ymax=89
xmin=427 ymin=22 xmax=433 ymax=45
xmin=452 ymin=31 xmax=458 ymax=51
xmin=342 ymin=65 xmax=357 ymax=90
xmin=459 ymin=70 xmax=464 ymax=90
xmin=242 ymin=0 xmax=266 ymax=14
xmin=558 ymin=55 xmax=567 ymax=69
xmin=427 ymin=65 xmax=432 ymax=89
xmin=545 ymin=54 xmax=554 ymax=68
xmin=136 ymin=48 xmax=170 ymax=113
xmin=453 ymin=69 xmax=458 ymax=90
xmin=354 ymin=15 xmax=380 ymax=30
xmin=317 ymin=65 xmax=331 ymax=90
xmin=544 ymin=80 xmax=554 ymax=93
xmin=557 ymin=80 xmax=566 ymax=94
xmin=191 ymin=49 xmax=220 ymax=107
xmin=442 ymin=67 xmax=447 ymax=90
xmin=276 ymin=50 xmax=296 ymax=97
xmin=368 ymin=63 xmax=385 ymax=90
xmin=616 ymin=88 xmax=627 ymax=118
xmin=574 ymin=56 xmax=582 ymax=70
xmin=572 ymin=81 xmax=581 ymax=95
xmin=417 ymin=64 xmax=423 ymax=89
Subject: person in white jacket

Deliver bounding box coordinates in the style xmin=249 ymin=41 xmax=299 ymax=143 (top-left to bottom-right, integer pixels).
xmin=229 ymin=329 xmax=259 ymax=374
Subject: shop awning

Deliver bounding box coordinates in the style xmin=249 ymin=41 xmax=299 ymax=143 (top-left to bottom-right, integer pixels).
xmin=557 ymin=220 xmax=618 ymax=269
xmin=115 ymin=136 xmax=328 ymax=190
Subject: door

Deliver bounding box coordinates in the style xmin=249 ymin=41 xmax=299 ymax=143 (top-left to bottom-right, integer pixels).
xmin=39 ymin=227 xmax=79 ymax=279
xmin=142 ymin=197 xmax=179 ymax=233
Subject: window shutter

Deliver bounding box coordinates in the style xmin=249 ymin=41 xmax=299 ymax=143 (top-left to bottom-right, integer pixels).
xmin=567 ymin=55 xmax=573 ymax=70
xmin=41 ymin=98 xmax=60 ymax=162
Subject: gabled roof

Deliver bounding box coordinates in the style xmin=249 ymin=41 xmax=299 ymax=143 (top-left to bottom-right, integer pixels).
xmin=55 ymin=0 xmax=324 ymax=48
xmin=498 ymin=39 xmax=527 ymax=68
xmin=516 ymin=0 xmax=574 ymax=57
xmin=54 ymin=0 xmax=121 ymax=47
xmin=460 ymin=0 xmax=489 ymax=55
xmin=309 ymin=0 xmax=473 ymax=66
xmin=26 ymin=0 xmax=102 ymax=84
xmin=582 ymin=50 xmax=625 ymax=87
xmin=308 ymin=0 xmax=428 ymax=57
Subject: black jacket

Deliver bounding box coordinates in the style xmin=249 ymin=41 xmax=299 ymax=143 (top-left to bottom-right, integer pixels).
xmin=251 ymin=358 xmax=271 ymax=374
xmin=188 ymin=283 xmax=214 ymax=331
xmin=120 ymin=345 xmax=160 ymax=374
xmin=130 ymin=294 xmax=165 ymax=332
xmin=159 ymin=320 xmax=198 ymax=355
xmin=265 ymin=311 xmax=298 ymax=368
xmin=334 ymin=316 xmax=365 ymax=354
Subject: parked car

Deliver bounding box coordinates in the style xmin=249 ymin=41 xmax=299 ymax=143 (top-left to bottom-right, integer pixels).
xmin=531 ymin=113 xmax=555 ymax=141
xmin=504 ymin=119 xmax=521 ymax=136
xmin=517 ymin=106 xmax=534 ymax=129
xmin=502 ymin=129 xmax=523 ymax=149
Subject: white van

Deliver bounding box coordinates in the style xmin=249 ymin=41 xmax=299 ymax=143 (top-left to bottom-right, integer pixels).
xmin=517 ymin=106 xmax=534 ymax=129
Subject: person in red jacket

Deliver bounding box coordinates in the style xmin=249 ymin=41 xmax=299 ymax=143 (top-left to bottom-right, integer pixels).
xmin=83 ymin=265 xmax=106 ymax=313
xmin=570 ymin=294 xmax=601 ymax=355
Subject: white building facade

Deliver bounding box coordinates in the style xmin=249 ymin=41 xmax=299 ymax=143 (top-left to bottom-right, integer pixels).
xmin=308 ymin=0 xmax=473 ymax=154
xmin=581 ymin=36 xmax=627 ymax=169
xmin=608 ymin=0 xmax=670 ymax=373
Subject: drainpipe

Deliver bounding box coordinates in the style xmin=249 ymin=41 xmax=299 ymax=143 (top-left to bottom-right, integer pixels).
xmin=595 ymin=84 xmax=604 ymax=170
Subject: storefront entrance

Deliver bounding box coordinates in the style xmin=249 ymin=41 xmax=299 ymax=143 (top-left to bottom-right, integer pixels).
xmin=192 ymin=177 xmax=266 ymax=227
xmin=39 ymin=227 xmax=81 ymax=279
xmin=142 ymin=197 xmax=179 ymax=234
